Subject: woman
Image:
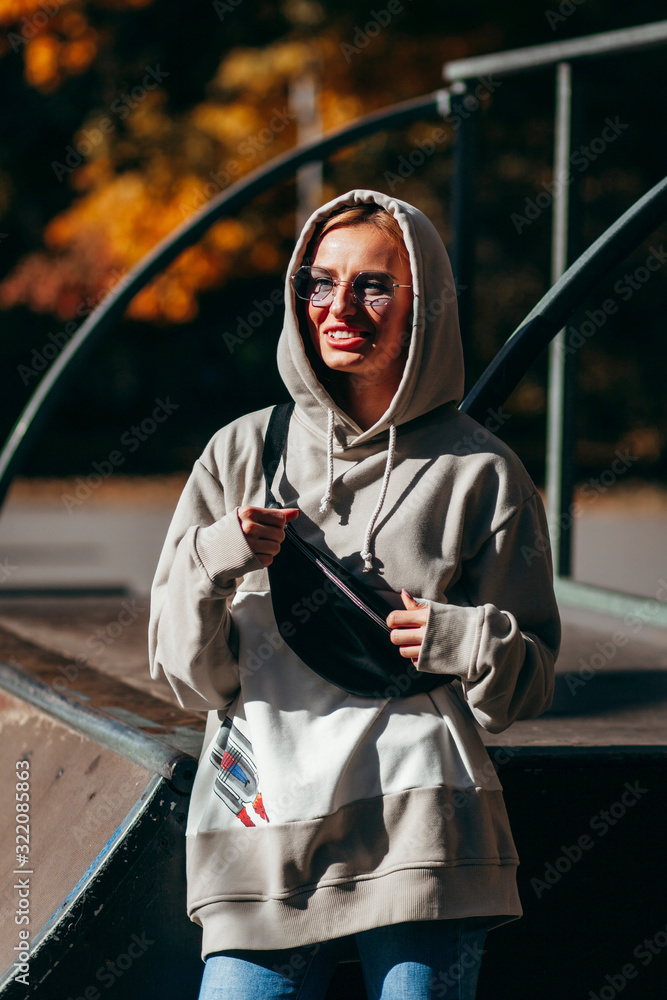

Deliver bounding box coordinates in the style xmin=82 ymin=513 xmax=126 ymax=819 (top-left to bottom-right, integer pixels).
xmin=149 ymin=189 xmax=560 ymax=999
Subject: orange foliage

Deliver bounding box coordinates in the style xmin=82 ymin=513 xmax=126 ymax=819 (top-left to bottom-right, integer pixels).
xmin=0 ymin=20 xmax=489 ymax=325
xmin=0 ymin=0 xmax=141 ymax=90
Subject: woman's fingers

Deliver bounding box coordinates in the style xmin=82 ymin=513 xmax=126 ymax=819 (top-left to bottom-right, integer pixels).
xmin=238 ymin=505 xmax=299 ymax=528
xmin=386 ymin=609 xmax=428 ymax=628
xmin=237 ymin=506 xmax=300 ymax=565
xmin=389 ymin=626 xmax=425 ymax=647
xmin=387 ymin=590 xmax=429 ymax=662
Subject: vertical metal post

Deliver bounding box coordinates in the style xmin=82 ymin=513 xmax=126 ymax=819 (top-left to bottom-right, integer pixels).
xmin=449 ymin=84 xmax=476 ymax=379
xmin=289 ymin=67 xmax=323 ymax=236
xmin=546 ymin=62 xmax=583 ymax=578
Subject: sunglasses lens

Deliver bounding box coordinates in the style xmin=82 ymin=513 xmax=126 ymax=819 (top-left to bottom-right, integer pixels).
xmin=293 ymin=267 xmax=334 ymax=303
xmin=354 ymin=272 xmax=394 ymax=307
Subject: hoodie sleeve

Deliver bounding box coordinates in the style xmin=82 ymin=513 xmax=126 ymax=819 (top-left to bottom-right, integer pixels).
xmin=148 ymin=458 xmax=262 ymax=711
xmin=415 ymin=492 xmax=560 ymax=734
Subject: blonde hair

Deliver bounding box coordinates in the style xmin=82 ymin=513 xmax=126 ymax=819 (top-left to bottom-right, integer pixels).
xmin=304 ymin=203 xmax=408 ymax=263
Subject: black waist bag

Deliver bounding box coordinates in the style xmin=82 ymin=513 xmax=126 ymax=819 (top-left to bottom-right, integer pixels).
xmin=262 ymin=402 xmax=454 ymax=700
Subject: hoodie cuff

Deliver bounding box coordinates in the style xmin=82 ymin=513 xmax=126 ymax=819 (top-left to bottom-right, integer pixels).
xmin=195 ymin=509 xmax=262 ymax=587
xmin=416 ymin=599 xmax=484 ymax=679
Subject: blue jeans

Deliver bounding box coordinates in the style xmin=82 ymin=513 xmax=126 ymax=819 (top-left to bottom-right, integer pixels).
xmin=198 ymin=919 xmax=487 ymax=1000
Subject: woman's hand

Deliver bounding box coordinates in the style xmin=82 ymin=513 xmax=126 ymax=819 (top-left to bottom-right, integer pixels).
xmin=386 ymin=589 xmax=429 ymax=663
xmin=237 ymin=506 xmax=300 ymax=567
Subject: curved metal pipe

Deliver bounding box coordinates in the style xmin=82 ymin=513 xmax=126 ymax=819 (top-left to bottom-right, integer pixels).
xmin=0 ymin=90 xmax=450 ymax=508
xmin=0 ymin=660 xmax=197 ymax=793
xmin=460 ymin=174 xmax=667 ymax=422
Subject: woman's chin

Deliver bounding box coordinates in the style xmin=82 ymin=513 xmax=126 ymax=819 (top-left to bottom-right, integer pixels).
xmin=320 ymin=348 xmax=368 ymax=372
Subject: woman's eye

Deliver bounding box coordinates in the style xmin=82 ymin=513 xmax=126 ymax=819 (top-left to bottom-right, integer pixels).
xmin=364 ymin=280 xmax=391 ymax=296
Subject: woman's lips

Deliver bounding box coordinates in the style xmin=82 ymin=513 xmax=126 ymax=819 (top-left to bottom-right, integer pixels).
xmin=323 ymin=328 xmax=369 ymax=350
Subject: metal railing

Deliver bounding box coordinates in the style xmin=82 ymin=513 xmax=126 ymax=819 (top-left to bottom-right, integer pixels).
xmin=0 ymin=21 xmax=666 ymax=626
xmin=443 ymin=19 xmax=667 ymax=598
xmin=0 ymin=660 xmax=197 ymax=792
xmin=0 ymin=90 xmax=452 ymax=504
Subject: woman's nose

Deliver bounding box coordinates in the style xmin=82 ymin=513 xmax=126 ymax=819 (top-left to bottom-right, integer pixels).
xmin=329 ymin=280 xmax=358 ymax=315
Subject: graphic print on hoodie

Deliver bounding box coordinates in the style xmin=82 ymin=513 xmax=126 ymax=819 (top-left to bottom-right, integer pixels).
xmin=210 ymin=716 xmax=268 ymax=827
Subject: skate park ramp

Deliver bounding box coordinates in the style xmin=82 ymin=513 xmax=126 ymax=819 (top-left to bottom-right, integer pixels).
xmin=0 ymin=620 xmax=205 ymax=999
xmin=1 ymin=594 xmax=667 ymax=999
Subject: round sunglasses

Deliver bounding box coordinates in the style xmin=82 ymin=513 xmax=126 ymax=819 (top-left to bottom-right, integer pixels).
xmin=291 ymin=266 xmax=412 ymax=308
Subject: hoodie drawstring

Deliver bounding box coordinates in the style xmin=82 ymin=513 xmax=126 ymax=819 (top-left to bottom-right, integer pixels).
xmin=319 ymin=409 xmax=396 ymax=572
xmin=360 ymin=420 xmax=396 ymax=572
xmin=319 ymin=408 xmax=335 ymax=513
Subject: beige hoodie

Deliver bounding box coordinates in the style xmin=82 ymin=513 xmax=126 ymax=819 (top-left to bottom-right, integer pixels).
xmin=149 ymin=189 xmax=560 ymax=956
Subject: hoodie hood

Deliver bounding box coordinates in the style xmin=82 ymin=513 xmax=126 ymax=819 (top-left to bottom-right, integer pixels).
xmin=277 ymin=188 xmax=464 ymax=450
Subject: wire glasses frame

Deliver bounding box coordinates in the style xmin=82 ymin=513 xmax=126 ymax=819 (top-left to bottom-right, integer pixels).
xmin=291 ymin=266 xmax=412 ymax=309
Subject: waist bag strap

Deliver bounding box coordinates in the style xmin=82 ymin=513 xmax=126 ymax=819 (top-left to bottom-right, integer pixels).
xmin=257 ymin=401 xmax=454 ymax=699
xmin=261 ymin=401 xmax=295 ymax=507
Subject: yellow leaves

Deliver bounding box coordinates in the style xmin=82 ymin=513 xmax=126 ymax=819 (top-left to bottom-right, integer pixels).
xmin=123 ymin=88 xmax=170 ymax=139
xmin=128 ymin=230 xmax=247 ymax=324
xmin=320 ymin=90 xmax=364 ymax=132
xmin=58 ymin=7 xmax=90 ymax=38
xmin=0 ymin=0 xmax=50 ymax=26
xmin=208 ymin=218 xmax=249 ymax=253
xmin=43 ymin=210 xmax=77 ymax=249
xmin=282 ymin=0 xmax=325 ymax=28
xmin=131 ymin=277 xmax=197 ymax=325
xmin=4 ymin=15 xmax=480 ymax=331
xmin=1 ymin=0 xmax=108 ymax=92
xmin=70 ymin=154 xmax=113 ymax=192
xmin=250 ymin=241 xmax=280 ymax=272
xmin=191 ymin=102 xmax=261 ymax=147
xmin=23 ymin=33 xmax=59 ymax=89
xmin=25 ymin=169 xmax=258 ymax=324
xmin=16 ymin=5 xmax=99 ymax=93
xmin=59 ymin=34 xmax=97 ymax=73
xmin=215 ymin=40 xmax=315 ymax=95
